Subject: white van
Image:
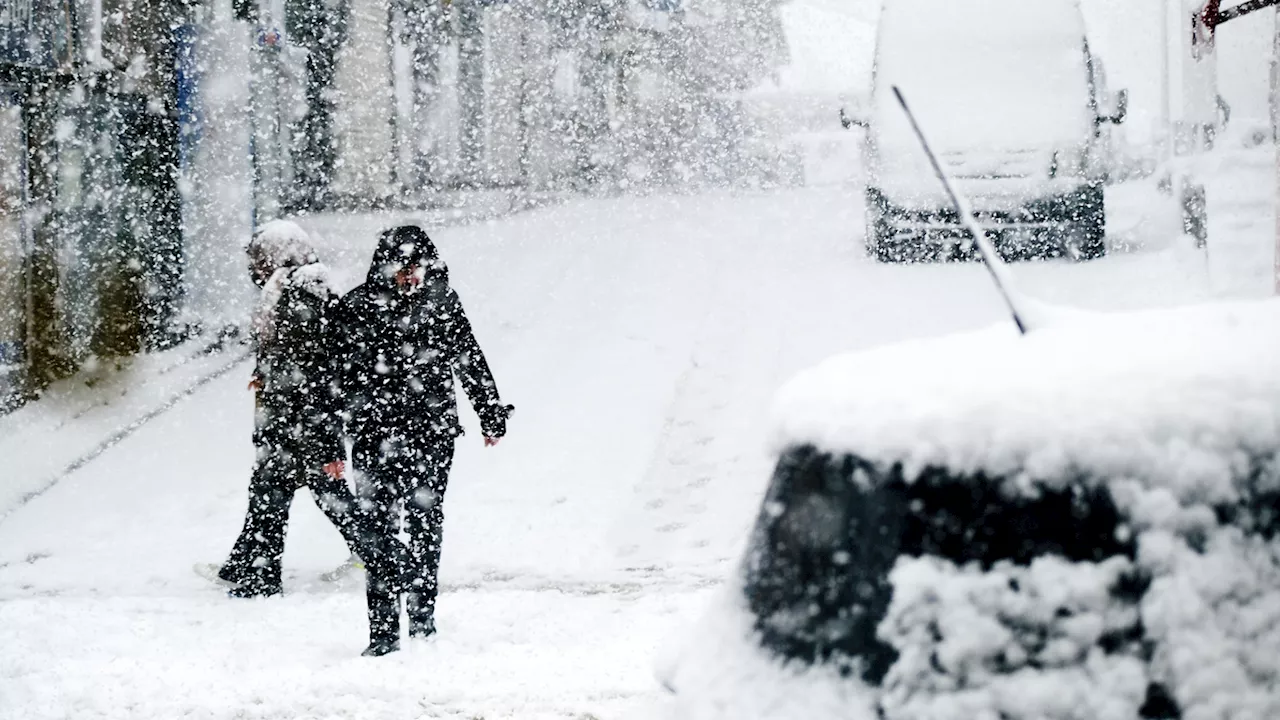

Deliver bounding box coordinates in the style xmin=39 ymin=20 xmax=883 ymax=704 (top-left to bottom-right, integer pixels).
xmin=861 ymin=0 xmax=1127 ymax=262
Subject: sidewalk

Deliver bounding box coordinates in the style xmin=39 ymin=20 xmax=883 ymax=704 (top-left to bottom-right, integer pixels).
xmin=0 ymin=188 xmax=562 ymax=520
xmin=0 ymin=189 xmax=827 ymax=720
xmin=0 ymin=335 xmax=251 ymax=519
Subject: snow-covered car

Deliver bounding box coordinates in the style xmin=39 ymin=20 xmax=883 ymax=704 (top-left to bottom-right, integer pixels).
xmin=862 ymin=0 xmax=1128 ymax=263
xmin=660 ymin=299 xmax=1280 ymax=720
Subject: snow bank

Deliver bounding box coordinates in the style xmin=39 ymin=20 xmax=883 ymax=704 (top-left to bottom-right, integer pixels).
xmin=662 ymin=586 xmax=879 ymax=720
xmin=773 ymin=299 xmax=1280 ymax=503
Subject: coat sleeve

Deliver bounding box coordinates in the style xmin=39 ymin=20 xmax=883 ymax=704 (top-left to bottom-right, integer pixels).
xmin=334 ymin=289 xmax=393 ymax=445
xmin=291 ymin=289 xmax=347 ymax=465
xmin=330 ymin=293 xmax=368 ymax=441
xmin=445 ymin=290 xmax=512 ymax=438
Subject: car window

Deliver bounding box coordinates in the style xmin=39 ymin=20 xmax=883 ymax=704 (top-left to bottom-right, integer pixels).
xmin=742 ymin=445 xmax=1135 ymax=682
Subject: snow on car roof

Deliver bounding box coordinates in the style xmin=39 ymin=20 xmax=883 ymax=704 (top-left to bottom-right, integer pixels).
xmin=771 ymin=299 xmax=1280 ymax=503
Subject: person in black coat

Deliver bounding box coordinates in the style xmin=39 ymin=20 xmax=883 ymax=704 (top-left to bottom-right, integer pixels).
xmin=208 ymin=220 xmax=374 ymax=597
xmin=338 ymin=224 xmax=512 ymax=656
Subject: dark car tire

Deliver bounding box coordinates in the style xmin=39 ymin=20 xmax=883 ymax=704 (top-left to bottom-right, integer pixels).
xmin=870 ymin=223 xmax=908 ymax=264
xmin=1065 ymin=184 xmax=1107 ymax=261
xmin=864 ymin=189 xmax=883 ymax=259
xmin=865 ymin=188 xmax=903 ymax=263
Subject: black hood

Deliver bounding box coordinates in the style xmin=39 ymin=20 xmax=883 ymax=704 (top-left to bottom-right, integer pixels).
xmin=366 ymin=225 xmax=448 ymax=288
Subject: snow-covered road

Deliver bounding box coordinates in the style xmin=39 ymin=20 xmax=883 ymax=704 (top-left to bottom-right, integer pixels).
xmin=0 ymin=176 xmax=1269 ymax=718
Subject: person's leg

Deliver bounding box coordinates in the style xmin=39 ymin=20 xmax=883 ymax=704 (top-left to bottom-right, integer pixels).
xmin=228 ymin=452 xmax=296 ymax=596
xmin=220 ymin=511 xmax=258 ymax=585
xmin=352 ymin=440 xmax=408 ymax=655
xmin=220 ymin=441 xmax=274 ymax=584
xmin=306 ymin=467 xmax=374 ymax=563
xmin=405 ymin=438 xmax=456 ymax=637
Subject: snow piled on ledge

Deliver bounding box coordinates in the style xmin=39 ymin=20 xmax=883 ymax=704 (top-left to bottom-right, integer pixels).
xmin=771 ymin=299 xmax=1280 ymax=505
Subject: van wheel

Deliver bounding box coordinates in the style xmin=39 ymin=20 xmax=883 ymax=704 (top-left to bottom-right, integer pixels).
xmin=1065 ymin=184 xmax=1106 ymax=261
xmin=865 ymin=188 xmax=900 ymax=263
xmin=864 ymin=221 xmax=881 ymax=260
xmin=868 ymin=221 xmax=905 ymax=263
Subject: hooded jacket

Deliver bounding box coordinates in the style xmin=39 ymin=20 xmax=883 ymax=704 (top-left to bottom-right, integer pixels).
xmin=337 ymin=225 xmax=511 ymax=444
xmin=246 ymin=220 xmax=345 ymax=468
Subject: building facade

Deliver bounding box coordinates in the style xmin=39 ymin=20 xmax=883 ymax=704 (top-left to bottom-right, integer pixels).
xmin=1 ymin=0 xmax=85 ymax=409
xmin=0 ymin=0 xmax=207 ymax=410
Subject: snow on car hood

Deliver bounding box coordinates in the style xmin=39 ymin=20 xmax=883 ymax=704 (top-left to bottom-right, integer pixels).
xmin=771 ymin=299 xmax=1280 ymax=505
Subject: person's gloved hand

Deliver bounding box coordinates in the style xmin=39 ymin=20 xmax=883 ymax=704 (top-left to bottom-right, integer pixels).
xmin=479 ymin=403 xmax=515 ymax=441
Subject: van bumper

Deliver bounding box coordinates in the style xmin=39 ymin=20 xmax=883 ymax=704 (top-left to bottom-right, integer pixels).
xmin=866 ymin=184 xmax=1105 ymax=261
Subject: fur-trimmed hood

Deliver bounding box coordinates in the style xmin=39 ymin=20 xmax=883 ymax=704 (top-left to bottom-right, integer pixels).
xmin=248 ymin=220 xmax=334 ymax=345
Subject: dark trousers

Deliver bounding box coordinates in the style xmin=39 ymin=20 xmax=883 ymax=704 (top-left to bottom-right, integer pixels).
xmin=221 ymin=446 xmax=368 ymax=593
xmin=352 ymin=434 xmax=455 ymax=642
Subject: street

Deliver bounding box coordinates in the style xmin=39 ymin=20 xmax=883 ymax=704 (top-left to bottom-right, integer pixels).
xmin=0 ymin=174 xmax=1269 ymax=718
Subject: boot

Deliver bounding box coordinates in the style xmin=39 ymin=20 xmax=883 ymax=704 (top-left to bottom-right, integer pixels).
xmin=217 ymin=563 xmax=248 ymax=586
xmin=408 ymin=615 xmax=436 ymax=640
xmin=227 ymin=581 xmax=282 ymax=598
xmin=194 ymin=562 xmax=242 ymax=589
xmin=361 ymin=637 xmax=401 ymax=657
xmin=365 ymin=584 xmax=401 ymax=656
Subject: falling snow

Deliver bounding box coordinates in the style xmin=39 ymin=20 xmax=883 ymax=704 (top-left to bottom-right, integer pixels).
xmin=2 ymin=0 xmax=1280 ymax=718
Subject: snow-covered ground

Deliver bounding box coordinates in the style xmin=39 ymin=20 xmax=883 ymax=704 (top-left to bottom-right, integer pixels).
xmin=1 ymin=140 xmax=1275 ymax=718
